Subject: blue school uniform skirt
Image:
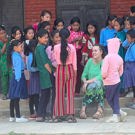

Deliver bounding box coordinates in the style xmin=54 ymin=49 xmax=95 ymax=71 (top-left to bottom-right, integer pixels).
xmin=28 ymin=71 xmax=40 ymax=96
xmin=123 ymin=62 xmax=135 ymax=89
xmin=8 ymin=73 xmax=28 ymax=99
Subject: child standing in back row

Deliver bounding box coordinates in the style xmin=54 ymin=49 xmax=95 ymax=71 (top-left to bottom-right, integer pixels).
xmin=102 ymin=38 xmax=127 ymax=123
xmin=68 ymin=17 xmax=84 ymax=94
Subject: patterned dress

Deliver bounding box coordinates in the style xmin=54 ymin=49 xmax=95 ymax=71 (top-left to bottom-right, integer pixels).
xmin=68 ymin=28 xmax=84 ymax=93
xmin=81 ymin=59 xmax=104 ymax=107
xmin=0 ymin=41 xmax=12 ymax=96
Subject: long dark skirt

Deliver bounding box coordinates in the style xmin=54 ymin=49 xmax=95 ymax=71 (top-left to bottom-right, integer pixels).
xmin=123 ymin=62 xmax=135 ymax=89
xmin=8 ymin=73 xmax=28 ymax=99
xmin=75 ymin=49 xmax=84 ymax=93
xmin=28 ymin=71 xmax=40 ymax=96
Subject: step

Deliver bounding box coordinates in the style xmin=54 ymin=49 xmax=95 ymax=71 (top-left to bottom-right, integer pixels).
xmin=0 ymin=97 xmax=134 ymax=118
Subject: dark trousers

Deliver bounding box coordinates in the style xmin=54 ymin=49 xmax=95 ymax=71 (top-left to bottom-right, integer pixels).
xmin=29 ymin=94 xmax=39 ymax=115
xmin=105 ymin=83 xmax=120 ymax=114
xmin=133 ymin=87 xmax=135 ymax=98
xmin=37 ymin=88 xmax=50 ymax=118
xmin=46 ymin=73 xmax=55 ymax=117
xmin=10 ymin=98 xmax=20 ymax=118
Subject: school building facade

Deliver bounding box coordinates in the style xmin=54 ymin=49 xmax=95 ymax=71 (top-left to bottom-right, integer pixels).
xmin=0 ymin=0 xmax=135 ymax=33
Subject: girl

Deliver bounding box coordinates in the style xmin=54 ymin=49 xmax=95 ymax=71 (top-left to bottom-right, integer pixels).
xmin=38 ymin=21 xmax=52 ymax=45
xmin=80 ymin=45 xmax=104 ymax=120
xmin=81 ymin=21 xmax=99 ymax=65
xmin=38 ymin=21 xmax=51 ymax=33
xmin=100 ymin=15 xmax=117 ymax=53
xmin=0 ymin=25 xmax=10 ymax=100
xmin=45 ymin=30 xmax=61 ymax=120
xmin=26 ymin=39 xmax=40 ymax=120
xmin=68 ymin=17 xmax=84 ymax=94
xmin=53 ymin=18 xmax=65 ymax=31
xmin=123 ymin=16 xmax=132 ymax=32
xmin=53 ymin=28 xmax=77 ymax=123
xmin=114 ymin=18 xmax=126 ymax=59
xmin=11 ymin=26 xmax=23 ymax=41
xmin=33 ymin=10 xmax=52 ymax=32
xmin=123 ymin=29 xmax=135 ymax=109
xmin=102 ymin=38 xmax=127 ymax=123
xmin=35 ymin=29 xmax=52 ymax=122
xmin=7 ymin=40 xmax=28 ymax=122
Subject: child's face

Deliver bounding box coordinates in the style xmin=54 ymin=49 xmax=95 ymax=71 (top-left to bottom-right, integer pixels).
xmin=0 ymin=30 xmax=6 ymax=40
xmin=26 ymin=29 xmax=34 ymax=40
xmin=114 ymin=21 xmax=121 ymax=31
xmin=109 ymin=19 xmax=116 ymax=28
xmin=38 ymin=34 xmax=49 ymax=45
xmin=71 ymin=22 xmax=80 ymax=32
xmin=56 ymin=22 xmax=64 ymax=31
xmin=130 ymin=11 xmax=135 ymax=17
xmin=41 ymin=13 xmax=51 ymax=22
xmin=44 ymin=25 xmax=51 ymax=33
xmin=124 ymin=20 xmax=132 ymax=30
xmin=14 ymin=42 xmax=23 ymax=53
xmin=87 ymin=24 xmax=96 ymax=35
xmin=92 ymin=46 xmax=103 ymax=59
xmin=13 ymin=30 xmax=22 ymax=40
xmin=127 ymin=34 xmax=135 ymax=43
xmin=53 ymin=33 xmax=61 ymax=44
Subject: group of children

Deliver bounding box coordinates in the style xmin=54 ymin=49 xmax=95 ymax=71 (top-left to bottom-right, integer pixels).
xmin=0 ymin=5 xmax=135 ymax=123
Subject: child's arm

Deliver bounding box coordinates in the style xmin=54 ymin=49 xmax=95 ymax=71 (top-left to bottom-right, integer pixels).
xmin=101 ymin=57 xmax=109 ymax=79
xmin=44 ymin=63 xmax=52 ymax=74
xmin=118 ymin=62 xmax=123 ymax=77
xmin=99 ymin=29 xmax=105 ymax=46
xmin=39 ymin=46 xmax=52 ymax=74
xmin=0 ymin=38 xmax=8 ymax=55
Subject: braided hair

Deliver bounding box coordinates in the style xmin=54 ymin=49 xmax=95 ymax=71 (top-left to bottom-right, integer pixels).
xmin=59 ymin=28 xmax=70 ymax=65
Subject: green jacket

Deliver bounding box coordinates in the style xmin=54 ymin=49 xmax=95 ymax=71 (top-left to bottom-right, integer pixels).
xmin=35 ymin=44 xmax=52 ymax=89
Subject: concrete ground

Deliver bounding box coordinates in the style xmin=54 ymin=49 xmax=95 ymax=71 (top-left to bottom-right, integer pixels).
xmin=0 ymin=116 xmax=135 ymax=135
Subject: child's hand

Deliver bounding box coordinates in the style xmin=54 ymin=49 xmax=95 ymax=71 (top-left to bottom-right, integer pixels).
xmin=82 ymin=82 xmax=87 ymax=93
xmin=2 ymin=37 xmax=8 ymax=44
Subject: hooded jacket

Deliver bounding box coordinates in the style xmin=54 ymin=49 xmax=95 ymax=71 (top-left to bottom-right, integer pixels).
xmin=102 ymin=38 xmax=123 ymax=85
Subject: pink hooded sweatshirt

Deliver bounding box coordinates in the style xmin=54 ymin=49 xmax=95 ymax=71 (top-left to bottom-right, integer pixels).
xmin=102 ymin=38 xmax=123 ymax=85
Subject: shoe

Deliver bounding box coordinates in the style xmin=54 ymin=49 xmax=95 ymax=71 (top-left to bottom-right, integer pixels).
xmin=36 ymin=117 xmax=45 ymax=122
xmin=16 ymin=117 xmax=28 ymax=123
xmin=29 ymin=114 xmax=37 ymax=120
xmin=106 ymin=114 xmax=120 ymax=123
xmin=9 ymin=117 xmax=15 ymax=122
xmin=128 ymin=103 xmax=135 ymax=109
xmin=120 ymin=109 xmax=127 ymax=122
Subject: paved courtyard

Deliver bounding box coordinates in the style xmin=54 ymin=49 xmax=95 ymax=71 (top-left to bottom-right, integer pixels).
xmin=0 ymin=116 xmax=135 ymax=135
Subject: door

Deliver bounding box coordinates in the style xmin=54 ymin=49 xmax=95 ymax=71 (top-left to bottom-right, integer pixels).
xmin=56 ymin=0 xmax=110 ymax=31
xmin=0 ymin=0 xmax=24 ymax=34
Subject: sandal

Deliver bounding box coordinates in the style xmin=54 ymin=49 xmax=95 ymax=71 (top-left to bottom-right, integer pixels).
xmin=67 ymin=115 xmax=77 ymax=123
xmin=53 ymin=117 xmax=63 ymax=123
xmin=80 ymin=110 xmax=87 ymax=119
xmin=92 ymin=108 xmax=103 ymax=119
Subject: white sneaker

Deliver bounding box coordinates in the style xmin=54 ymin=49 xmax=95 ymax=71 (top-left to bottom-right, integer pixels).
xmin=16 ymin=117 xmax=28 ymax=123
xmin=9 ymin=117 xmax=15 ymax=122
xmin=120 ymin=109 xmax=127 ymax=122
xmin=106 ymin=114 xmax=120 ymax=123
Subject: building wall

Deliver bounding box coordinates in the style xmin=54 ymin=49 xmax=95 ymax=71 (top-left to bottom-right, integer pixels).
xmin=24 ymin=0 xmax=135 ymax=26
xmin=110 ymin=0 xmax=135 ymax=17
xmin=24 ymin=0 xmax=56 ymax=26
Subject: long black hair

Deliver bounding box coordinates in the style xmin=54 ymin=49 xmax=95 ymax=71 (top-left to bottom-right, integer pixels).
xmin=7 ymin=40 xmax=23 ymax=67
xmin=59 ymin=28 xmax=70 ymax=65
xmin=51 ymin=29 xmax=60 ymax=50
xmin=53 ymin=18 xmax=65 ymax=30
xmin=105 ymin=15 xmax=117 ymax=26
xmin=85 ymin=21 xmax=98 ymax=36
xmin=38 ymin=21 xmax=50 ymax=31
xmin=11 ymin=26 xmax=23 ymax=40
xmin=115 ymin=17 xmax=124 ymax=31
xmin=127 ymin=29 xmax=135 ymax=39
xmin=23 ymin=26 xmax=35 ymax=40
